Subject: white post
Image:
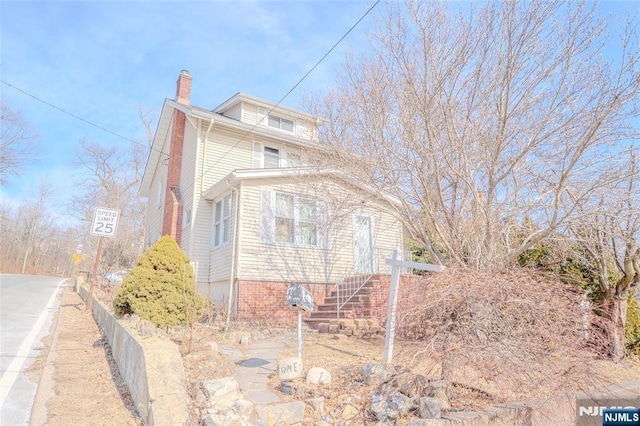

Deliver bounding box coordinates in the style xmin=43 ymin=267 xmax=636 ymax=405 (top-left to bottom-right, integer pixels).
xmin=297 ymin=309 xmax=303 ymax=359
xmin=384 ymin=248 xmax=401 ymax=364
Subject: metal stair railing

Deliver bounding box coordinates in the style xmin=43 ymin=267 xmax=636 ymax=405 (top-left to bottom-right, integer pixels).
xmin=335 ymin=249 xmax=414 ymax=318
xmin=336 ymin=273 xmax=375 ymax=319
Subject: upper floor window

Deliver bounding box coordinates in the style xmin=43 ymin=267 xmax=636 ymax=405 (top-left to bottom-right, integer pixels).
xmin=213 ymin=194 xmax=232 ymax=247
xmin=268 ymin=114 xmax=294 ymax=132
xmin=264 ymin=146 xmax=280 ymax=168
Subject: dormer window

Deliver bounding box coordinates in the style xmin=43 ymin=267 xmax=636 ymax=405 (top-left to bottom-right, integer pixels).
xmin=268 ymin=114 xmax=294 ymax=132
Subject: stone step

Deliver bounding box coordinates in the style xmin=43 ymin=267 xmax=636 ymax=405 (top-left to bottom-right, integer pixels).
xmin=316 ymin=301 xmax=362 ymax=311
xmin=327 ymin=286 xmax=374 ymax=299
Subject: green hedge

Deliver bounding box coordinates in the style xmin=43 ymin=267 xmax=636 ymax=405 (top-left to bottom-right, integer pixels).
xmin=113 ymin=235 xmax=203 ymax=328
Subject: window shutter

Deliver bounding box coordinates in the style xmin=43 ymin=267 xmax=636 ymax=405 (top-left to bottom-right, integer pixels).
xmin=318 ymin=200 xmax=331 ymax=249
xmin=260 ymin=189 xmax=274 ymax=242
xmin=298 ymin=121 xmax=309 ymax=139
xmin=253 ymin=141 xmax=263 ymax=168
xmin=257 ymin=107 xmax=267 ymax=126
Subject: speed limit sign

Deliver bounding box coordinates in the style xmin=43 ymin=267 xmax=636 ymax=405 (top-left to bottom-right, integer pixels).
xmin=90 ymin=207 xmax=120 ymax=238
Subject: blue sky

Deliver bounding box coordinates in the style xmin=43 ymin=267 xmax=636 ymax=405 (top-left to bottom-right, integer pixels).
xmin=1 ymin=0 xmax=377 ymax=221
xmin=1 ymin=1 xmax=638 ymax=225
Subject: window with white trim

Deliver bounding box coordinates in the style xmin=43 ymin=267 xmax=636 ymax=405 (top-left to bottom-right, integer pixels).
xmin=262 ymin=190 xmax=322 ymax=247
xmin=213 ymin=194 xmax=232 ymax=247
xmin=183 ymin=209 xmax=192 ymax=227
xmin=267 ymin=114 xmax=294 ymax=132
xmin=264 ymin=146 xmax=280 ymax=168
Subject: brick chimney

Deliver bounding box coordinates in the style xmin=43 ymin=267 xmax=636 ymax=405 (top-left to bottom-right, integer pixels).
xmin=162 ymin=70 xmax=192 ymax=244
xmin=175 ymin=70 xmax=192 ymax=105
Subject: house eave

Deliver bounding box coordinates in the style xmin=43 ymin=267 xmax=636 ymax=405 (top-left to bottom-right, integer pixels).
xmin=201 ymin=167 xmax=403 ymax=208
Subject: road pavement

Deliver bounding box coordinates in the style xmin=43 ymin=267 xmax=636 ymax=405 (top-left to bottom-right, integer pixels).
xmin=0 ymin=274 xmax=65 ymax=426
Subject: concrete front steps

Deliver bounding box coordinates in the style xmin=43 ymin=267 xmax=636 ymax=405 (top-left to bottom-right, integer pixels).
xmin=305 ymin=280 xmax=378 ymax=330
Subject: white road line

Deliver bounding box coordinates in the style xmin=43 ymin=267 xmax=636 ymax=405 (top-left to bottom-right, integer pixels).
xmin=0 ymin=279 xmax=64 ymax=410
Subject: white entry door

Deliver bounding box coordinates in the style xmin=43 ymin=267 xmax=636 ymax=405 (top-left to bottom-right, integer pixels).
xmin=353 ymin=214 xmax=374 ymax=273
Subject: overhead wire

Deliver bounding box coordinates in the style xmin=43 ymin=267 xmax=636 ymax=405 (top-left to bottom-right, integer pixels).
xmin=1 ymin=0 xmax=380 ymax=196
xmin=170 ymin=0 xmax=380 ymax=196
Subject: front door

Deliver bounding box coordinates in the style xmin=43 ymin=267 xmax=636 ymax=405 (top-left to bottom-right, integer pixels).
xmin=353 ymin=214 xmax=374 ymax=273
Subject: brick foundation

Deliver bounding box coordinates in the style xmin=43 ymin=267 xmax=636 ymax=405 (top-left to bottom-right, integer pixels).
xmin=236 ymin=280 xmax=335 ymax=323
xmin=235 ymin=275 xmax=422 ymax=325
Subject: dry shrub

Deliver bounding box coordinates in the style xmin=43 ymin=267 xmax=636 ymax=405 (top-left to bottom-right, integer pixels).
xmin=396 ymin=268 xmax=608 ymax=401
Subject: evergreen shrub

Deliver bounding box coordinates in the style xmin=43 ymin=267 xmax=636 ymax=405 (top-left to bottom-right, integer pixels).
xmin=113 ymin=235 xmax=203 ymax=328
xmin=626 ymin=295 xmax=640 ymax=356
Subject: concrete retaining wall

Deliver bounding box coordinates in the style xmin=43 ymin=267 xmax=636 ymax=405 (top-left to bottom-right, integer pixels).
xmin=79 ymin=285 xmax=190 ymax=425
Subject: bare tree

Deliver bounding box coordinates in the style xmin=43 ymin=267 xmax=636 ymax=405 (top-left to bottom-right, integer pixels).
xmin=71 ymin=138 xmax=146 ymax=275
xmin=570 ymin=147 xmax=640 ymax=362
xmin=312 ymin=0 xmax=640 ymax=270
xmin=0 ymin=102 xmax=38 ymax=184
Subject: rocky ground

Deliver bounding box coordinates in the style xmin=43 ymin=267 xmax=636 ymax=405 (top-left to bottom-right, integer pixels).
xmin=29 ymin=283 xmax=640 ymax=426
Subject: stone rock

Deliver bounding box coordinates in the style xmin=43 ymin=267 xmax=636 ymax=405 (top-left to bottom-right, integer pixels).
xmin=233 ymin=398 xmax=255 ymax=422
xmin=255 ymin=401 xmax=305 ymax=425
xmin=306 ymin=397 xmax=325 ymax=415
xmin=341 ymin=404 xmax=360 ymax=420
xmin=339 ymin=319 xmax=355 ymax=328
xmin=419 ymin=397 xmax=442 ymax=419
xmin=430 ymin=380 xmax=450 ymax=409
xmin=333 ymin=333 xmax=348 ymax=340
xmin=238 ymin=333 xmax=251 ymax=346
xmin=367 ymin=318 xmax=380 ymax=328
xmin=361 ymin=363 xmax=393 ymax=385
xmin=306 ymin=367 xmax=332 ymax=385
xmin=278 ymin=357 xmax=303 ymax=380
xmin=209 ymin=341 xmax=219 ymax=352
xmin=328 ymin=324 xmax=340 ymax=333
xmin=280 ymin=381 xmax=297 ymax=395
xmin=202 ymin=412 xmax=243 ymax=426
xmin=388 ymin=391 xmax=414 ymax=415
xmin=370 ymin=391 xmax=414 ymax=422
xmin=355 ymin=318 xmax=368 ymax=329
xmin=317 ymin=323 xmax=329 ymax=333
xmin=406 ymin=419 xmax=444 ymax=425
xmin=202 ymin=377 xmax=240 ymax=399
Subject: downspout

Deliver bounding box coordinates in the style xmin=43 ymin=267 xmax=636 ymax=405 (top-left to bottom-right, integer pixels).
xmin=198 ymin=118 xmax=214 ymax=284
xmin=225 ymin=182 xmax=242 ymax=330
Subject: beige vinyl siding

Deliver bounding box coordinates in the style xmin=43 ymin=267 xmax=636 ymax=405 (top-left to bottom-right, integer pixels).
xmin=202 ymin=127 xmax=253 ymax=183
xmin=197 ymin=280 xmax=230 ymax=305
xmin=236 ymin=180 xmax=404 ymax=284
xmin=179 ymin=118 xmax=198 ymax=255
xmin=223 ymin=103 xmax=242 ymax=121
xmin=241 ymin=103 xmax=259 ymax=125
xmin=145 ymin=175 xmax=165 ymax=248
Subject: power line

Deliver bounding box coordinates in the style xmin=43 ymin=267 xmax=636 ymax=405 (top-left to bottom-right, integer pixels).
xmin=0 ymin=79 xmax=170 ymax=157
xmin=182 ymin=0 xmax=381 ymax=195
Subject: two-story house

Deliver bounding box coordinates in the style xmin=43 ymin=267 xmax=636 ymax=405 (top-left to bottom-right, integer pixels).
xmin=140 ymin=71 xmax=406 ymax=323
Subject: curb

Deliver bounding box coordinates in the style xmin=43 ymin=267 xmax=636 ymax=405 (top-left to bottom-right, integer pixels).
xmin=28 ymin=283 xmax=67 ymax=426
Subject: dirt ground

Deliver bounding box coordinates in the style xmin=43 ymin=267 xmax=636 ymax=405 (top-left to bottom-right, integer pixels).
xmin=29 ymin=285 xmax=141 ymax=426
xmin=29 ymin=284 xmax=640 ymax=425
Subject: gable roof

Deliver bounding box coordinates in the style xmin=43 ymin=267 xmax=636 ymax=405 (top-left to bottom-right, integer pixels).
xmin=140 ymin=97 xmax=322 ymax=196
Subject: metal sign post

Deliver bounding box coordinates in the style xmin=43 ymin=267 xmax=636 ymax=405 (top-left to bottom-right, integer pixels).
xmin=384 ymin=248 xmax=446 ymax=364
xmin=287 ymin=283 xmax=313 ymax=359
xmin=86 ymin=207 xmax=120 ymax=311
